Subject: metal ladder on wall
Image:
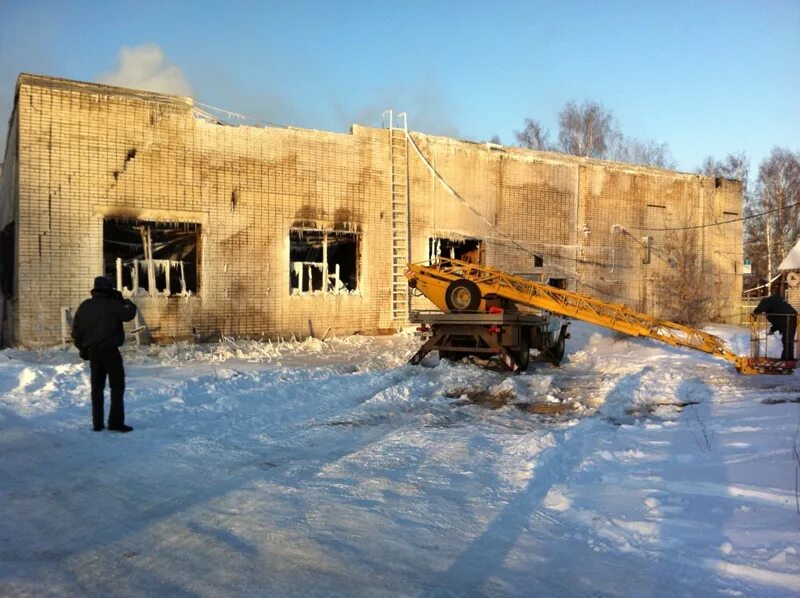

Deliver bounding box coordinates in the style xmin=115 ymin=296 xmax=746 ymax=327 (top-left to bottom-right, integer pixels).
xmin=384 ymin=110 xmax=411 ymax=322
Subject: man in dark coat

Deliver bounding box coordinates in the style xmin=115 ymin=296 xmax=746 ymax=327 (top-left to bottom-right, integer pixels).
xmin=72 ymin=276 xmax=138 ymax=432
xmin=753 ymin=285 xmax=797 ymax=361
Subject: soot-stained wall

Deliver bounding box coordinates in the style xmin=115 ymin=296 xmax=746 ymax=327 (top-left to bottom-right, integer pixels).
xmin=0 ymin=74 xmax=743 ymax=346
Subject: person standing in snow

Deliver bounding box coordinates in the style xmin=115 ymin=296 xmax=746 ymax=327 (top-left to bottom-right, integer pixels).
xmin=72 ymin=276 xmax=138 ymax=432
xmin=752 ymin=282 xmax=797 ymax=361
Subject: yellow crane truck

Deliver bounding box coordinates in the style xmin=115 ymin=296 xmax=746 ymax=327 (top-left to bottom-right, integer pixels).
xmin=405 ymin=257 xmax=794 ymax=376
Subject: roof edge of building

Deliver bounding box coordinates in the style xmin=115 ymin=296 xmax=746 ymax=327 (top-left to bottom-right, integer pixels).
xmin=16 ymin=72 xmax=194 ymax=108
xmin=10 ymin=73 xmax=742 ymax=188
xmin=394 ymin=127 xmax=733 ymax=183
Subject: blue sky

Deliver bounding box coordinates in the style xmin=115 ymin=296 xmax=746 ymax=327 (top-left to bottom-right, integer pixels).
xmin=1 ymin=0 xmax=798 ymax=173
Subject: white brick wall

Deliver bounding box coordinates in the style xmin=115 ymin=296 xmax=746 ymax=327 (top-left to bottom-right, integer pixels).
xmin=0 ymin=74 xmax=743 ymax=346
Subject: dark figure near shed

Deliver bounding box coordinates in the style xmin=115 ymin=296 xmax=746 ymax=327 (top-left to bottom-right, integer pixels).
xmin=72 ymin=276 xmax=138 ymax=432
xmin=753 ymin=285 xmax=797 ymax=361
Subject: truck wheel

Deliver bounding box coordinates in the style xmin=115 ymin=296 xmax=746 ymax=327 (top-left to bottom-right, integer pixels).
xmin=445 ymin=279 xmax=481 ymax=312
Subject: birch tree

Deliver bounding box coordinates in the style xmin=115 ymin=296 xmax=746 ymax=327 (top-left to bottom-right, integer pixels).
xmin=515 ymin=100 xmax=674 ymax=167
xmin=514 ymin=118 xmax=550 ymax=150
xmin=756 ymin=148 xmax=800 ymax=279
xmin=611 ymin=137 xmax=676 ymax=169
xmin=557 ymin=100 xmax=617 ymax=158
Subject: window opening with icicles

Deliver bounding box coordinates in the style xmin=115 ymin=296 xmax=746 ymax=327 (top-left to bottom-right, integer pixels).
xmin=428 ymin=237 xmax=484 ymax=264
xmin=289 ymin=229 xmax=359 ymax=294
xmin=103 ymin=219 xmax=199 ymax=297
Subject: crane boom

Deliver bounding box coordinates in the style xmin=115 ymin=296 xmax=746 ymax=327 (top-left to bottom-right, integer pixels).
xmin=405 ymin=258 xmax=789 ymax=375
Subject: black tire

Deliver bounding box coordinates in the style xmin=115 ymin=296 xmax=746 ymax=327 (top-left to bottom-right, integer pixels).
xmin=444 ymin=279 xmax=481 ymax=312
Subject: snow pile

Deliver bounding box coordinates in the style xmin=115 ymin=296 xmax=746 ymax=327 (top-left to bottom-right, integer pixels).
xmin=1 ymin=322 xmax=799 ymax=596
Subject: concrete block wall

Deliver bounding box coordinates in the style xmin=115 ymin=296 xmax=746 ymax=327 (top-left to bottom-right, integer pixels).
xmin=0 ymin=74 xmax=744 ymax=346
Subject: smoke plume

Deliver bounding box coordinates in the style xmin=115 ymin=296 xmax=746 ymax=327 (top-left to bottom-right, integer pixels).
xmin=98 ymin=44 xmax=192 ymax=96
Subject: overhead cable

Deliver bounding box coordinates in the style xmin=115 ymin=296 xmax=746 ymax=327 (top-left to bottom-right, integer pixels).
xmin=626 ymin=200 xmax=800 ymax=232
xmin=405 ymin=132 xmax=574 ymax=277
xmin=405 ymin=131 xmax=637 ymax=301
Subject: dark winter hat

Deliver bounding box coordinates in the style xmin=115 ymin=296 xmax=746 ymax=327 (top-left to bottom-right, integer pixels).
xmin=93 ymin=275 xmax=114 ymax=291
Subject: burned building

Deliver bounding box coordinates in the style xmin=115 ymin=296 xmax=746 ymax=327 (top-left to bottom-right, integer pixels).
xmin=0 ymin=74 xmax=743 ymax=347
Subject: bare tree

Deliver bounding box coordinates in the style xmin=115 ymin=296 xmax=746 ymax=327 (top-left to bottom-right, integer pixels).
xmin=514 ymin=118 xmax=550 ymax=150
xmin=515 ymin=100 xmax=674 ymax=167
xmin=655 ymin=227 xmax=713 ymax=325
xmin=698 ymin=152 xmax=750 ymax=183
xmin=488 ymin=134 xmax=502 ymax=145
xmin=743 ymin=200 xmax=768 ymax=289
xmin=609 ymin=136 xmax=676 ymax=169
xmin=557 ymin=100 xmax=617 ymax=158
xmin=756 ymin=148 xmax=800 ymax=279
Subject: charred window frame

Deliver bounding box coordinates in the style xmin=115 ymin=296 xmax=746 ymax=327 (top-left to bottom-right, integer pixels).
xmin=289 ymin=229 xmax=360 ymax=294
xmin=103 ymin=218 xmax=200 ymax=297
xmin=428 ymin=237 xmax=484 ymax=264
xmin=0 ymin=222 xmax=15 ymax=299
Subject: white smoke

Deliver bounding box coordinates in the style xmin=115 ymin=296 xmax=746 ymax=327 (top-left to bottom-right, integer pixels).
xmin=335 ymin=86 xmax=460 ymax=138
xmin=98 ymin=44 xmax=192 ymax=97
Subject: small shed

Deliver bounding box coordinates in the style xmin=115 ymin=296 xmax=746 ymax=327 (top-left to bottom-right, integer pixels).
xmin=778 ymin=240 xmax=800 ymax=311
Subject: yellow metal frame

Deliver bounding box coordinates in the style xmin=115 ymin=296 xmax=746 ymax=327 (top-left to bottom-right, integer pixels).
xmin=406 ymin=258 xmax=791 ymax=375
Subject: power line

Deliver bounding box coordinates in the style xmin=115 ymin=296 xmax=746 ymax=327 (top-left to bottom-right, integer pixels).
xmin=626 ymin=200 xmax=800 ymax=232
xmin=405 ymin=131 xmax=636 ymax=303
xmin=177 ymin=100 xmax=609 ymax=281
xmin=191 ymin=99 xmax=758 ymax=293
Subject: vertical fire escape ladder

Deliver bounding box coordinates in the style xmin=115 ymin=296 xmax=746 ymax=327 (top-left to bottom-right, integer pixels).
xmin=385 ymin=110 xmax=411 ymax=322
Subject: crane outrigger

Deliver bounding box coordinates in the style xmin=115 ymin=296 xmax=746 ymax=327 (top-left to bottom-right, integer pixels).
xmin=405 ymin=258 xmax=794 ymax=375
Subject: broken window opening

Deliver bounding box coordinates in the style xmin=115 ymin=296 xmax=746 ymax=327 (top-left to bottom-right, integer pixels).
xmin=0 ymin=222 xmax=15 ymax=299
xmin=290 ymin=229 xmax=359 ymax=295
xmin=103 ymin=219 xmax=199 ymax=297
xmin=548 ymin=278 xmax=567 ymax=290
xmin=428 ymin=237 xmax=484 ymax=264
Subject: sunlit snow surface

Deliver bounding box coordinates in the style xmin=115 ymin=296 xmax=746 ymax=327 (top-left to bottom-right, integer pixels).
xmin=1 ymin=323 xmax=799 ymax=597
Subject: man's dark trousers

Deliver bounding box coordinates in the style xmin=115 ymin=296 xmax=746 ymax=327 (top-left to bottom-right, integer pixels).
xmin=89 ymin=346 xmax=125 ymax=429
xmin=780 ymin=318 xmax=797 ymax=361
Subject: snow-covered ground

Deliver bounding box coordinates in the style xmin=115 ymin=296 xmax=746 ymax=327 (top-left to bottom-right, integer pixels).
xmin=1 ymin=323 xmax=799 ymax=597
